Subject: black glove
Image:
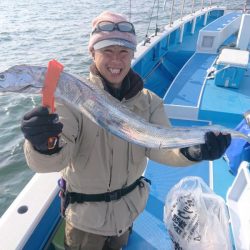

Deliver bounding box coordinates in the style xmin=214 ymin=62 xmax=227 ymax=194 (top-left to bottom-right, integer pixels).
xmin=180 ymin=131 xmax=231 ymax=161
xmin=21 ymin=106 xmax=63 ymax=155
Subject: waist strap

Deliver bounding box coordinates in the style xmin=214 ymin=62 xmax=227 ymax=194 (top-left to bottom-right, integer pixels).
xmin=66 ymin=176 xmax=151 ymax=203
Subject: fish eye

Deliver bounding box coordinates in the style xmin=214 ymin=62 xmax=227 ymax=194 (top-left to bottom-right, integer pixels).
xmin=0 ymin=74 xmax=5 ymax=81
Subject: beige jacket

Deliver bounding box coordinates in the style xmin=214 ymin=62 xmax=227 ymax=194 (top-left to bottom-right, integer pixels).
xmin=24 ymin=72 xmax=193 ymax=236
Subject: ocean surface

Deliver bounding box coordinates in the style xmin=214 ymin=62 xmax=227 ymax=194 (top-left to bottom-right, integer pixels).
xmin=0 ymin=0 xmax=244 ymax=216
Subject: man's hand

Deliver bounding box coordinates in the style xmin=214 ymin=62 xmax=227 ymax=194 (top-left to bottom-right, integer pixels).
xmin=21 ymin=106 xmax=63 ymax=155
xmin=181 ymin=131 xmax=231 ymax=161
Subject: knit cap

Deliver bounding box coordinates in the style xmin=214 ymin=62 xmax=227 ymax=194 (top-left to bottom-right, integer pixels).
xmin=88 ymin=11 xmax=137 ymax=53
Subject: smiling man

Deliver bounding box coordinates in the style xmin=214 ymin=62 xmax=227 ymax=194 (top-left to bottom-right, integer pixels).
xmin=92 ymin=45 xmax=133 ymax=89
xmin=21 ymin=11 xmax=231 ymax=250
xmin=88 ymin=11 xmax=139 ymax=100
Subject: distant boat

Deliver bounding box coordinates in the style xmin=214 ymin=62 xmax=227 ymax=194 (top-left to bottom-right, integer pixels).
xmin=0 ymin=0 xmax=250 ymax=249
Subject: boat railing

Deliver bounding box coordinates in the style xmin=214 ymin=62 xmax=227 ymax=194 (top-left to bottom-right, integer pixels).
xmin=244 ymin=0 xmax=250 ymax=12
xmin=163 ymin=0 xmax=248 ymax=27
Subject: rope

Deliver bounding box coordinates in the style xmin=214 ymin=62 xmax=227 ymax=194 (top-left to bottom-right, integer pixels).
xmin=144 ymin=0 xmax=160 ymax=44
xmin=129 ymin=0 xmax=132 ymax=22
xmin=155 ymin=0 xmax=160 ymax=36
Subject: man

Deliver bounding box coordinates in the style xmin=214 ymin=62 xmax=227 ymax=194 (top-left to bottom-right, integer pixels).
xmin=21 ymin=11 xmax=231 ymax=250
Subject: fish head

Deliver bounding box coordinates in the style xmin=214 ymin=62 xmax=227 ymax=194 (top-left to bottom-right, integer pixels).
xmin=0 ymin=65 xmax=45 ymax=94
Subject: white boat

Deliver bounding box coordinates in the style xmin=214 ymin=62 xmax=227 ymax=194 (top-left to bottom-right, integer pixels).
xmin=0 ymin=0 xmax=250 ymax=249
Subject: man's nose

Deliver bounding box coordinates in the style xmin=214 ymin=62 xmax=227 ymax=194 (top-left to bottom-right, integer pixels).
xmin=110 ymin=53 xmax=121 ymax=62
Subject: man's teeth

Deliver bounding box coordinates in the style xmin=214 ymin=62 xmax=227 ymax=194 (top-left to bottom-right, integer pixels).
xmin=109 ymin=68 xmax=121 ymax=74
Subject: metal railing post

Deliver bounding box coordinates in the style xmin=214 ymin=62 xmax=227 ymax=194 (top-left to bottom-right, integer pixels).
xmin=169 ymin=0 xmax=175 ymax=26
xmin=201 ymin=0 xmax=204 ymax=9
xmin=180 ymin=0 xmax=186 ymax=20
xmin=191 ymin=0 xmax=195 ymax=14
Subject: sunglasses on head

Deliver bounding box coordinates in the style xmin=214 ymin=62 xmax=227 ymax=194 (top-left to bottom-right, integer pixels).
xmin=92 ymin=21 xmax=135 ymax=35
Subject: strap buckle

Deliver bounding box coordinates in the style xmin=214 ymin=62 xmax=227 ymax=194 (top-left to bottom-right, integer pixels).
xmin=105 ymin=189 xmax=122 ymax=202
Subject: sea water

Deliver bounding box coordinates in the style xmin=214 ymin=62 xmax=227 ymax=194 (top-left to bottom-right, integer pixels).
xmin=0 ymin=0 xmax=244 ymax=216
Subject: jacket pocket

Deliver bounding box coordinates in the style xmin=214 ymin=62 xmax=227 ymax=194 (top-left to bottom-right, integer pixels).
xmin=66 ymin=202 xmax=108 ymax=229
xmin=112 ymin=179 xmax=150 ymax=233
xmin=123 ymin=179 xmax=150 ymax=220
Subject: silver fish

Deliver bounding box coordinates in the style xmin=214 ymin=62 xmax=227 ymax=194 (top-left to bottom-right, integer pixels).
xmin=0 ymin=65 xmax=249 ymax=148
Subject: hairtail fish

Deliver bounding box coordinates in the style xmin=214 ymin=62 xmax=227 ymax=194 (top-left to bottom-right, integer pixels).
xmin=0 ymin=65 xmax=249 ymax=149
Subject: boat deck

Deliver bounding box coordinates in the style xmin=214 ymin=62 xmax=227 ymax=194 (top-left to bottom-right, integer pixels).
xmin=199 ymin=71 xmax=250 ymax=125
xmin=163 ymin=48 xmax=250 ymax=126
xmin=202 ymin=12 xmax=241 ymax=32
xmin=163 ymin=53 xmax=216 ymax=106
xmin=125 ymin=119 xmax=210 ymax=249
xmin=125 ymin=160 xmax=209 ymax=250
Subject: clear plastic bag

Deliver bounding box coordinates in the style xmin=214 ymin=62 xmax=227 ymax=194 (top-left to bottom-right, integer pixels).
xmin=164 ymin=176 xmax=232 ymax=250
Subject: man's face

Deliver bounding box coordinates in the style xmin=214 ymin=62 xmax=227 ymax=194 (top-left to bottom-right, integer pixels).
xmin=92 ymin=45 xmax=134 ymax=88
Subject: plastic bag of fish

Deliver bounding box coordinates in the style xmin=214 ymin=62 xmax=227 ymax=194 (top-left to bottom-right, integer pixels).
xmin=164 ymin=176 xmax=232 ymax=250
